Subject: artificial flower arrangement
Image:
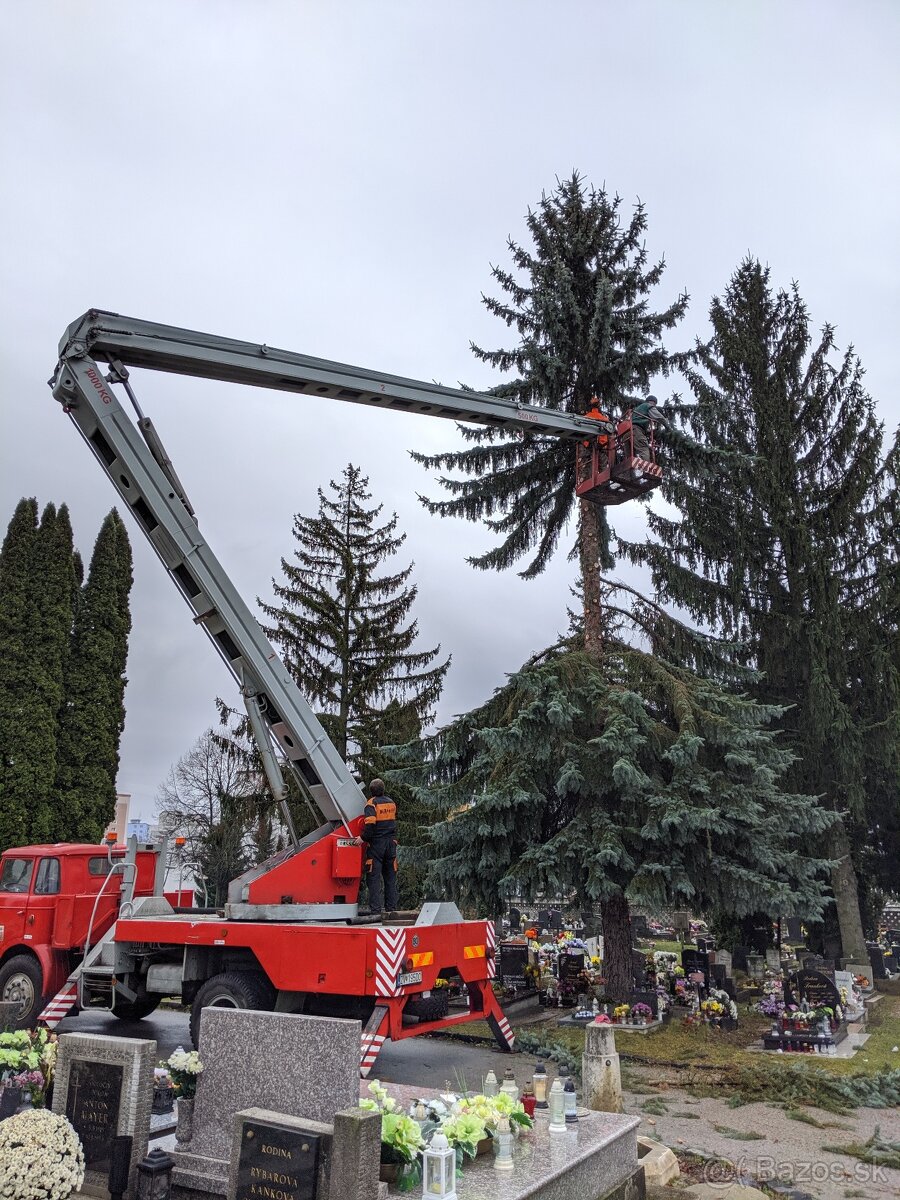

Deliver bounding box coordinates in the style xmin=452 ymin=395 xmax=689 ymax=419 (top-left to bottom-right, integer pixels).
xmin=164 ymin=1047 xmax=203 ymax=1100
xmin=0 ymin=1028 xmax=58 ymax=1107
xmin=458 ymin=1089 xmax=533 ymax=1136
xmin=0 ymin=1108 xmax=84 ymax=1200
xmin=613 ymin=1003 xmax=631 ymax=1022
xmin=631 ymin=1002 xmax=653 ymax=1023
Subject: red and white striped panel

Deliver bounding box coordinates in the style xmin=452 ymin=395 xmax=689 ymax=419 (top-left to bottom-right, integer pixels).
xmin=359 ymin=1005 xmax=390 ymax=1077
xmin=485 ymin=921 xmax=496 ymax=978
xmin=374 ymin=928 xmax=406 ymax=997
xmin=487 ymin=1005 xmax=516 ymax=1050
xmin=38 ymin=982 xmax=78 ymax=1028
xmin=633 ymin=457 xmax=662 ymax=478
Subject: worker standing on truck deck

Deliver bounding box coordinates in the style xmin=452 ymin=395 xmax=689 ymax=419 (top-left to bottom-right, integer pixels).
xmin=358 ymin=778 xmax=398 ymax=915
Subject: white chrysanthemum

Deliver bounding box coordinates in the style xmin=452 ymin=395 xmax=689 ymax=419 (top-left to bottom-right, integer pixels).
xmin=0 ymin=1109 xmax=85 ymax=1200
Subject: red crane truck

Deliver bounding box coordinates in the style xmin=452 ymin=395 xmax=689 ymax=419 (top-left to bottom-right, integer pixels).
xmin=2 ymin=311 xmax=660 ymax=1074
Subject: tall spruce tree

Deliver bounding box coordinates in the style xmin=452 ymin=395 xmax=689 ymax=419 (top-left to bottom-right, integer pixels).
xmin=621 ymin=258 xmax=899 ymax=965
xmin=0 ymin=499 xmax=41 ymax=847
xmin=405 ymin=623 xmax=835 ymax=998
xmin=413 ymin=175 xmax=690 ymax=976
xmin=260 ymin=463 xmax=449 ymax=767
xmin=55 ymin=510 xmax=133 ymax=841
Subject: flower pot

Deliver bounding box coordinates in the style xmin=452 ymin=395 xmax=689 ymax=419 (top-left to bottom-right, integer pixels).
xmin=175 ymin=1097 xmax=195 ymax=1148
xmin=476 ymin=1136 xmax=494 ymax=1156
xmin=379 ymin=1163 xmax=401 ymax=1184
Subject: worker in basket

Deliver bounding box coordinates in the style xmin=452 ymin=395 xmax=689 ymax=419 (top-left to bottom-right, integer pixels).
xmin=627 ymin=394 xmax=667 ymax=476
xmin=357 ymin=778 xmax=399 ymax=915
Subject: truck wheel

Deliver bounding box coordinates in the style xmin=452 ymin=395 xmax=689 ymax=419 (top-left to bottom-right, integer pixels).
xmin=0 ymin=955 xmax=44 ymax=1028
xmin=404 ymin=988 xmax=450 ymax=1022
xmin=190 ymin=972 xmax=275 ymax=1048
xmin=112 ymin=996 xmax=162 ymax=1021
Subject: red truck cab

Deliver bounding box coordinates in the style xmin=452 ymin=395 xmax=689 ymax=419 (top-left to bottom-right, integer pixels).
xmin=0 ymin=843 xmax=161 ymax=1027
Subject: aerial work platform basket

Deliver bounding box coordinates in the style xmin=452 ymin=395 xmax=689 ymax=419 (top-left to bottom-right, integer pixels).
xmin=575 ymin=413 xmax=663 ymax=506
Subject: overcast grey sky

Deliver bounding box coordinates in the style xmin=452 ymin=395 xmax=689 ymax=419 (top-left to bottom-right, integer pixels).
xmin=1 ymin=1 xmax=898 ymax=823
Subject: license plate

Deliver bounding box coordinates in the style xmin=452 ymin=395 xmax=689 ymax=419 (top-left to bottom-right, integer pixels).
xmin=397 ymin=970 xmax=422 ymax=987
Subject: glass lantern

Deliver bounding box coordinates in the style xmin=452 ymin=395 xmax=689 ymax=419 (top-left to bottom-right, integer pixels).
xmin=500 ymin=1068 xmax=518 ymax=1102
xmin=532 ymin=1062 xmax=549 ymax=1109
xmin=548 ymin=1078 xmax=566 ymax=1134
xmin=422 ymin=1131 xmax=457 ymax=1200
xmin=483 ymin=1069 xmax=499 ymax=1097
xmin=564 ymin=1077 xmax=578 ymax=1123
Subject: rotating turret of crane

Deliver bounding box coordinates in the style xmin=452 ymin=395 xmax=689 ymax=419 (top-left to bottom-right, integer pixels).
xmin=27 ymin=311 xmax=662 ymax=1073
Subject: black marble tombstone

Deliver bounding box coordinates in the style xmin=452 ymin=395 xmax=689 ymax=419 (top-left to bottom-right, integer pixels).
xmin=64 ymin=1059 xmax=124 ymax=1176
xmin=537 ymin=909 xmax=552 ymax=932
xmin=732 ymin=945 xmax=750 ymax=972
xmin=632 ymin=949 xmax=650 ymax=985
xmin=549 ymin=910 xmax=564 ymax=932
xmin=508 ymin=907 xmax=521 ymax=933
xmin=499 ymin=942 xmax=530 ymax=986
xmin=867 ymin=944 xmax=887 ymax=980
xmin=632 ymin=988 xmax=659 ymax=1017
xmin=234 ymin=1116 xmax=320 ymax=1200
xmin=558 ymin=951 xmax=585 ymax=981
xmin=784 ymin=969 xmax=840 ymax=1011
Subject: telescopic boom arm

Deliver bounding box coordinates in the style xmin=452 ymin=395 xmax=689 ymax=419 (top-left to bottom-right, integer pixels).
xmin=50 ymin=310 xmax=603 ymax=839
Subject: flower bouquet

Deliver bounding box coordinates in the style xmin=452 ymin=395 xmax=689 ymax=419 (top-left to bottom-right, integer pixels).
xmin=165 ymin=1047 xmax=203 ymax=1100
xmin=631 ymin=1003 xmax=653 ymax=1025
xmin=360 ymin=1081 xmax=424 ymax=1189
xmin=613 ymin=1003 xmax=630 ymax=1024
xmin=0 ymin=1108 xmax=84 ymax=1199
xmin=0 ymin=1028 xmax=58 ymax=1112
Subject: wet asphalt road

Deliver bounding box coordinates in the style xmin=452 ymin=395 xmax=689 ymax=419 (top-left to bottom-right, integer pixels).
xmin=57 ymin=1006 xmax=518 ymax=1090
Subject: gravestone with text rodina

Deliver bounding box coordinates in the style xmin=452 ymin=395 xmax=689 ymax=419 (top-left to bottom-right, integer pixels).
xmin=53 ymin=1032 xmax=156 ymax=1198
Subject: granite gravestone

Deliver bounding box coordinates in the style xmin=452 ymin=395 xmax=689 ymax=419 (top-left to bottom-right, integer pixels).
xmin=507 ymin=907 xmax=521 ymax=933
xmin=672 ymin=912 xmax=691 ymax=937
xmin=174 ymin=1009 xmax=359 ymax=1196
xmin=558 ymin=950 xmax=585 ymax=981
xmin=632 ymin=988 xmax=658 ymax=1018
xmin=537 ymin=909 xmax=552 ymax=932
xmin=867 ymin=943 xmax=887 ymax=980
xmin=549 ymin=910 xmax=564 ymax=932
xmin=632 ymin=949 xmax=650 ymax=985
xmin=732 ymin=944 xmax=750 ymax=972
xmin=765 ymin=947 xmax=782 ymax=973
xmin=711 ymin=949 xmax=732 ymax=977
xmin=53 ymin=1032 xmax=156 ymax=1199
xmin=630 ymin=915 xmax=650 ymax=940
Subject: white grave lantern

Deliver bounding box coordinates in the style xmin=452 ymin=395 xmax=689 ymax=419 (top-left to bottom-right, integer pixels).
xmin=423 ymin=1131 xmax=456 ymax=1199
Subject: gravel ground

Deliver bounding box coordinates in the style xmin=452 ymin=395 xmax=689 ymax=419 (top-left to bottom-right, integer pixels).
xmin=625 ymin=1071 xmax=900 ymax=1200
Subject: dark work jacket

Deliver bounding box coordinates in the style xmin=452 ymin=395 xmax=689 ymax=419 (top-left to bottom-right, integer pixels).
xmin=362 ymin=796 xmax=397 ymax=843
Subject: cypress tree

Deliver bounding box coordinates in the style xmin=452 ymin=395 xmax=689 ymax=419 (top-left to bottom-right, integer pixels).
xmin=413 ymin=175 xmax=689 ymax=975
xmin=55 ymin=510 xmax=133 ymax=842
xmin=406 ymin=630 xmax=835 ymax=999
xmin=260 ymin=463 xmax=449 ymax=767
xmin=0 ymin=499 xmax=40 ymax=847
xmin=622 ymin=258 xmax=899 ymax=965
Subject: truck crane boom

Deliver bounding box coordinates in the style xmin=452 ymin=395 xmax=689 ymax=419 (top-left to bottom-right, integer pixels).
xmin=31 ymin=308 xmax=658 ymax=1067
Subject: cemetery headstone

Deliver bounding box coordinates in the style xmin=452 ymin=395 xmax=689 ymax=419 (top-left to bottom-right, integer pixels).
xmin=732 ymin=944 xmax=750 ymax=973
xmin=632 ymin=949 xmax=650 ymax=985
xmin=785 ymin=917 xmax=804 ymax=941
xmin=174 ymin=1010 xmax=359 ymax=1195
xmin=784 ymin=969 xmax=840 ymax=1011
xmin=632 ymin=988 xmax=659 ymax=1018
xmin=499 ymin=941 xmax=529 ymax=988
xmin=672 ymin=912 xmax=691 ymax=937
xmin=507 ymin=907 xmax=521 ymax=932
xmin=631 ymin=915 xmax=650 ymax=940
xmin=681 ymin=949 xmax=708 ymax=983
xmin=867 ymin=943 xmax=887 ymax=980
xmin=537 ymin=908 xmax=551 ymax=932
xmin=549 ymin=909 xmax=564 ymax=932
xmin=711 ymin=949 xmax=732 ymax=976
xmin=765 ymin=947 xmax=782 ymax=973
xmin=696 ymin=937 xmax=715 ymax=953
xmin=53 ymin=1032 xmax=156 ymax=1199
xmin=834 ymin=969 xmax=854 ymax=1002
xmin=558 ymin=950 xmax=586 ymax=981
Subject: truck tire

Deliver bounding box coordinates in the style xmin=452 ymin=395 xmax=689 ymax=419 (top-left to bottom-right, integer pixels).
xmin=0 ymin=955 xmax=44 ymax=1029
xmin=403 ymin=988 xmax=449 ymax=1022
xmin=190 ymin=972 xmax=275 ymax=1048
xmin=112 ymin=995 xmax=162 ymax=1021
